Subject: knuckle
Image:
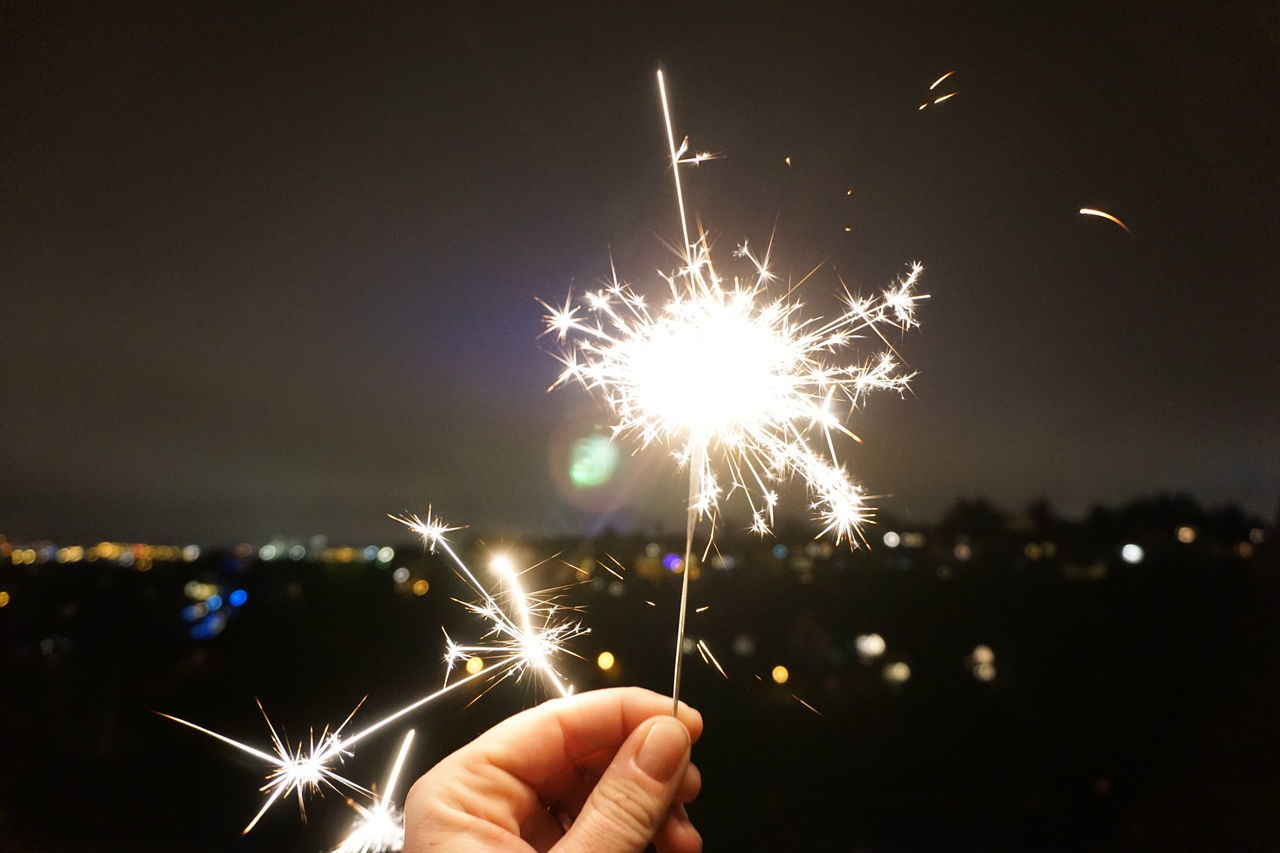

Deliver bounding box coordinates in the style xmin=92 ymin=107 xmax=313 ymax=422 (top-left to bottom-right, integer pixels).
xmin=588 ymin=776 xmax=660 ymax=838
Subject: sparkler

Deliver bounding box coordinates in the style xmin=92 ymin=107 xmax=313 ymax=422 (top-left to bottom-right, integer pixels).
xmin=162 ymin=508 xmax=584 ymax=834
xmin=543 ymin=70 xmax=925 ymax=710
xmin=329 ymin=730 xmax=416 ymax=853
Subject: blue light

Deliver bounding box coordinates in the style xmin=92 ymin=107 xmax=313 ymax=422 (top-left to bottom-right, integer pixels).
xmin=189 ymin=612 xmax=227 ymax=640
xmin=663 ymin=553 xmax=683 ymax=572
xmin=181 ymin=604 xmax=206 ymax=623
xmin=205 ymin=594 xmax=223 ymax=611
xmin=772 ymin=544 xmax=789 ymax=559
xmin=229 ymin=589 xmax=248 ymax=607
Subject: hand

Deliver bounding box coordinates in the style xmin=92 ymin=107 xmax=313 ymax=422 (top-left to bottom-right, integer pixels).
xmin=403 ymin=687 xmax=703 ymax=853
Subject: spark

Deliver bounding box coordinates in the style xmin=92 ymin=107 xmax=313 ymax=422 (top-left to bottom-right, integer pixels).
xmin=696 ymin=639 xmax=729 ymax=679
xmin=544 ymin=70 xmax=925 ymax=710
xmin=695 ymin=605 xmax=709 ymax=613
xmin=1079 ymin=207 xmax=1132 ymax=234
xmin=929 ymin=71 xmax=955 ymax=90
xmin=933 ymin=92 xmax=957 ymax=104
xmin=792 ymin=694 xmax=825 ymax=717
xmin=329 ymin=730 xmax=416 ymax=853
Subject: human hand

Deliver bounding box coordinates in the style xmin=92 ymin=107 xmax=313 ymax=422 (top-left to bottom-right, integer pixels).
xmin=403 ymin=687 xmax=703 ymax=853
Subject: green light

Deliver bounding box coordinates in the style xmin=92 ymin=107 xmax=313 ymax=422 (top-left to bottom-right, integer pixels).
xmin=569 ymin=435 xmax=619 ymax=488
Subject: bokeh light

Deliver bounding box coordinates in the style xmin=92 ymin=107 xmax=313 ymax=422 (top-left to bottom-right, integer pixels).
xmin=856 ymin=633 xmax=886 ymax=661
xmin=596 ymin=651 xmax=616 ymax=671
xmin=1121 ymin=543 xmax=1144 ymax=564
xmin=771 ymin=665 xmax=790 ymax=684
xmin=411 ymin=579 xmax=429 ymax=596
xmin=883 ymin=662 xmax=911 ymax=684
xmin=0 ymin=590 xmax=10 ymax=608
xmin=465 ymin=656 xmax=484 ymax=675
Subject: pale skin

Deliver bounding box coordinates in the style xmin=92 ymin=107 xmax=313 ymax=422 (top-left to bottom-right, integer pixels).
xmin=404 ymin=687 xmax=703 ymax=853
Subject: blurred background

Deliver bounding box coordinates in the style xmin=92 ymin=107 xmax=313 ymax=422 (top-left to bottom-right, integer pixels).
xmin=1 ymin=2 xmax=1277 ymax=850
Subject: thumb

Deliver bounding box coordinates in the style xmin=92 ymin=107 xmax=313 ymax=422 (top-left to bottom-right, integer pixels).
xmin=556 ymin=715 xmax=692 ymax=853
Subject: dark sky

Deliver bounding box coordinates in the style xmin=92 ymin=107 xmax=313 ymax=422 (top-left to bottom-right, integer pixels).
xmin=2 ymin=2 xmax=1276 ymax=544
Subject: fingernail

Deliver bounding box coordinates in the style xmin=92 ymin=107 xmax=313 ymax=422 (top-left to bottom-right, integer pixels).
xmin=636 ymin=717 xmax=690 ymax=782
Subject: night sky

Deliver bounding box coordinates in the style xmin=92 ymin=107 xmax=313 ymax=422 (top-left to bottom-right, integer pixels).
xmin=3 ymin=3 xmax=1276 ymax=545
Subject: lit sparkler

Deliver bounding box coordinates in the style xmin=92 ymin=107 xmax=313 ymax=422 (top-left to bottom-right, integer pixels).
xmin=543 ymin=70 xmax=925 ymax=709
xmin=162 ymin=508 xmax=584 ymax=834
xmin=329 ymin=729 xmax=416 ymax=853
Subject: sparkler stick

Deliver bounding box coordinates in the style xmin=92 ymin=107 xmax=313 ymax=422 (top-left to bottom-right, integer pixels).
xmin=544 ymin=70 xmax=926 ymax=712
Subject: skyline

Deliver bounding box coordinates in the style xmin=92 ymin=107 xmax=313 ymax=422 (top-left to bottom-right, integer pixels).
xmin=2 ymin=4 xmax=1276 ymax=543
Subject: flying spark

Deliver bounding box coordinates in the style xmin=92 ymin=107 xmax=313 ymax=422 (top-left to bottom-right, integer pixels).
xmin=929 ymin=71 xmax=955 ymax=90
xmin=543 ymin=70 xmax=925 ymax=709
xmin=1079 ymin=207 xmax=1132 ymax=234
xmin=933 ymin=92 xmax=957 ymax=104
xmin=697 ymin=639 xmax=729 ymax=679
xmin=792 ymin=694 xmax=825 ymax=717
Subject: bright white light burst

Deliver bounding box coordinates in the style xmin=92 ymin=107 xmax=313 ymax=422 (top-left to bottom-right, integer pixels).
xmin=545 ymin=247 xmax=925 ymax=543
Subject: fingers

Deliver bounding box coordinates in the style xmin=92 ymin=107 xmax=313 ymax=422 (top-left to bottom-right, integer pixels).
xmin=473 ymin=687 xmax=701 ymax=797
xmin=402 ymin=688 xmax=704 ymax=853
xmin=553 ymin=715 xmax=693 ymax=853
